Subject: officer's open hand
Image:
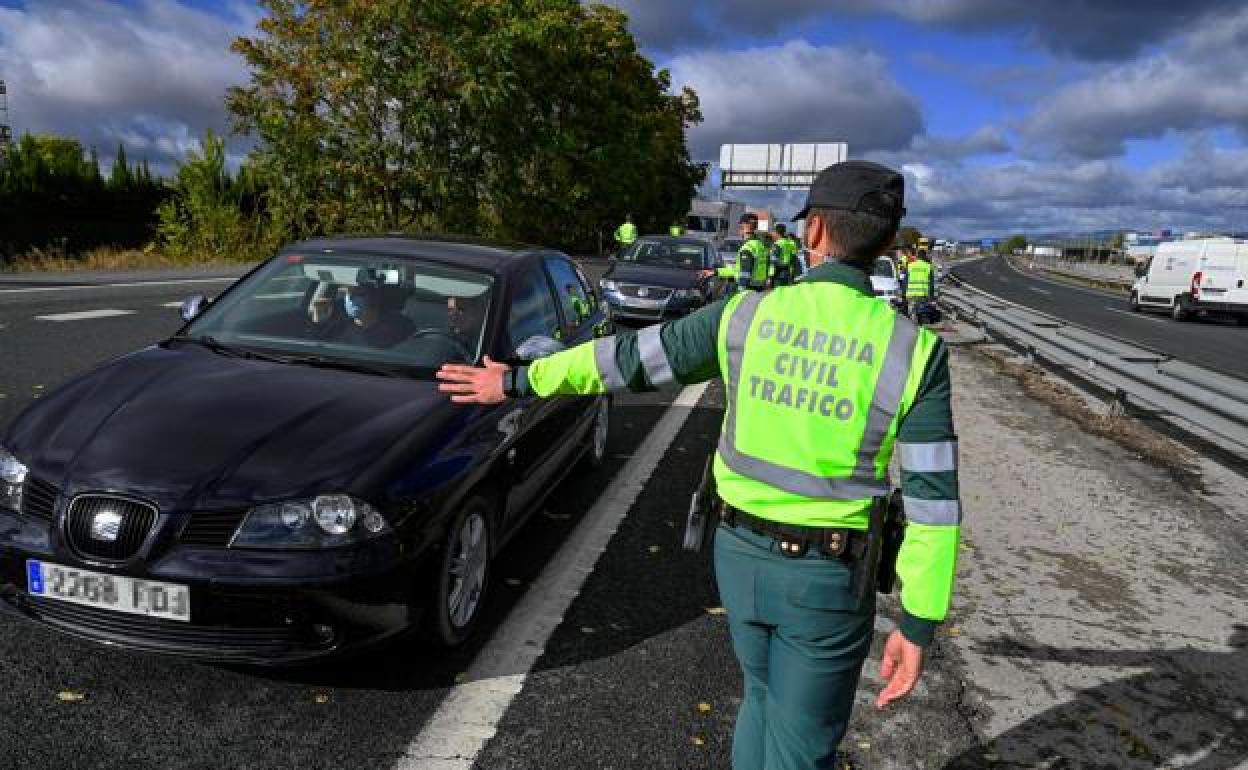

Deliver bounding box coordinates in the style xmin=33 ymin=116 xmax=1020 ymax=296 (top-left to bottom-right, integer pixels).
xmin=437 ymin=356 xmax=509 ymax=404
xmin=875 ymin=629 xmax=924 ymax=710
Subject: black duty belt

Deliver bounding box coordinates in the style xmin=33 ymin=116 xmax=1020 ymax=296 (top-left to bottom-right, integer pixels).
xmin=721 ymin=504 xmax=867 ymax=560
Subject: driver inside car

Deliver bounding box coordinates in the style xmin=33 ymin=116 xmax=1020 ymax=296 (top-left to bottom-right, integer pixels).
xmin=333 ymin=284 xmax=415 ymax=349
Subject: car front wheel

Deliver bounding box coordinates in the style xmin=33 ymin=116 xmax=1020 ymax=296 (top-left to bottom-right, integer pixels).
xmin=426 ymin=495 xmax=493 ymax=647
xmin=1171 ymin=296 xmax=1189 ymax=322
xmin=1129 ymin=291 xmax=1141 ymax=312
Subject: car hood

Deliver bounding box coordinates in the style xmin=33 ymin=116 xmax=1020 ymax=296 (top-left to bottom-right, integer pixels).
xmin=4 ymin=346 xmax=458 ymax=510
xmin=606 ymin=262 xmax=701 ymax=290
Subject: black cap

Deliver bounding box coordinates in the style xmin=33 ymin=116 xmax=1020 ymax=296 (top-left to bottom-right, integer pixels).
xmin=739 ymin=212 xmax=758 ymax=225
xmin=792 ymin=160 xmax=906 ymax=222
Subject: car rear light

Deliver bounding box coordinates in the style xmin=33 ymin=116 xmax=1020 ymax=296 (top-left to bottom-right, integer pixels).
xmin=1192 ymin=271 xmax=1203 ymax=298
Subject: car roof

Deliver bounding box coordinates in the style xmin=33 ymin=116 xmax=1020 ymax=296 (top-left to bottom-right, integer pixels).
xmin=634 ymin=236 xmax=711 ymax=247
xmin=280 ymin=234 xmax=562 ymax=274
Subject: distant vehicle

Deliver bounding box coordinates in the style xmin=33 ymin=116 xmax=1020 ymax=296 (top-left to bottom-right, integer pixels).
xmin=1130 ymin=238 xmax=1248 ymax=324
xmin=718 ymin=236 xmax=744 ymax=266
xmin=685 ymin=199 xmax=744 ymax=250
xmin=0 ymin=236 xmax=613 ymax=662
xmin=870 ymin=256 xmax=904 ymax=311
xmin=600 ymin=236 xmax=723 ymax=324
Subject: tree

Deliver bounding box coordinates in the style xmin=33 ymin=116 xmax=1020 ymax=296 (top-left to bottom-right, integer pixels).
xmin=1001 ymin=234 xmax=1028 ymax=255
xmin=897 ymin=226 xmax=924 ymax=249
xmin=226 ymin=0 xmax=704 ymax=251
xmin=110 ymin=143 xmax=132 ymax=190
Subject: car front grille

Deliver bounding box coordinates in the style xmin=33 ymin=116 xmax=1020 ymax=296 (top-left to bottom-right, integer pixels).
xmin=180 ymin=510 xmax=248 ymax=547
xmin=617 ymin=284 xmax=673 ymax=301
xmin=21 ymin=477 xmax=58 ymax=521
xmin=24 ymin=596 xmax=330 ymax=659
xmin=65 ymin=495 xmax=158 ymax=562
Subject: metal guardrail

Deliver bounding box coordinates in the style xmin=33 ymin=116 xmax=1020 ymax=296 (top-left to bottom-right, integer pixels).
xmin=939 ymin=277 xmax=1248 ymax=462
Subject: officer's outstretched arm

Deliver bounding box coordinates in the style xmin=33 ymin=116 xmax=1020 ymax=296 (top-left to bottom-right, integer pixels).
xmin=437 ymin=299 xmax=732 ymax=403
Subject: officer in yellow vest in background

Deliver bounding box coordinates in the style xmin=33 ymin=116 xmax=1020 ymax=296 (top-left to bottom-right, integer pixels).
xmin=771 ymin=223 xmax=799 ymax=286
xmin=437 ymin=161 xmax=961 ymax=770
xmin=736 ymin=212 xmax=771 ymax=291
xmin=669 ymin=222 xmax=685 ymax=236
xmin=614 ymin=214 xmax=638 ymax=251
xmin=904 ymin=249 xmax=934 ymax=308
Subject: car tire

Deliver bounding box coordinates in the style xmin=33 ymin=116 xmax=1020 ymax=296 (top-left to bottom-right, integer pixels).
xmin=582 ymin=396 xmax=611 ymax=469
xmin=1129 ymin=291 xmax=1141 ymax=312
xmin=1171 ymin=296 xmax=1188 ymax=322
xmin=425 ymin=494 xmax=494 ymax=647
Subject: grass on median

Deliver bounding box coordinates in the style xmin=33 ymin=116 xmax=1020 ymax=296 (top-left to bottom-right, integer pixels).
xmin=2 ymin=244 xmax=250 ymax=274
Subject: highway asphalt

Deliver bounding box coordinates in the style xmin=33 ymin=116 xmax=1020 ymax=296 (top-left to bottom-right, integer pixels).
xmin=950 ymin=256 xmax=1248 ymax=379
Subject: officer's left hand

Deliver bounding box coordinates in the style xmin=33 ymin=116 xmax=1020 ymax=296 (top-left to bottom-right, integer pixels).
xmin=437 ymin=356 xmax=509 ymax=404
xmin=875 ymin=630 xmax=924 ymax=710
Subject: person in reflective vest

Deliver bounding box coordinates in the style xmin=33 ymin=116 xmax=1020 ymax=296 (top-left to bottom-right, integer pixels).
xmin=771 ymin=223 xmax=799 ymax=286
xmin=736 ymin=213 xmax=771 ymax=291
xmin=904 ymin=252 xmax=934 ymax=302
xmin=669 ymin=223 xmax=685 ymax=236
xmin=437 ymin=161 xmax=961 ymax=770
xmin=614 ymin=215 xmax=638 ymax=249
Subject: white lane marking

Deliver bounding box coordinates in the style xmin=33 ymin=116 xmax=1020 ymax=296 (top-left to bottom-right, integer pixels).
xmin=998 ymin=257 xmax=1126 ymax=298
xmin=400 ymin=382 xmax=710 ymax=769
xmin=0 ymin=276 xmax=237 ymax=295
xmin=1105 ymin=307 xmax=1166 ymax=323
xmin=1029 ymin=287 xmax=1052 ymax=295
xmin=160 ymin=301 xmax=184 ymax=308
xmin=34 ymin=309 xmax=136 ymax=322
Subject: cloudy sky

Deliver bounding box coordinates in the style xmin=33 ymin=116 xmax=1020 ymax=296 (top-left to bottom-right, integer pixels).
xmin=2 ymin=1 xmax=1248 ymax=238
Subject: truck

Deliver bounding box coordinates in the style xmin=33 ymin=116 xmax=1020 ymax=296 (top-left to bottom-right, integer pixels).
xmin=685 ymin=198 xmax=745 ymax=250
xmin=1130 ymin=238 xmax=1248 ymax=324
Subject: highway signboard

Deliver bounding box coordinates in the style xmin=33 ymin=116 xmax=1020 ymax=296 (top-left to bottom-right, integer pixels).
xmin=719 ymin=142 xmax=848 ymax=190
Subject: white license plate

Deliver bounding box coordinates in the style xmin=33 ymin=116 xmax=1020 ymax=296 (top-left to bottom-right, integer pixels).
xmin=27 ymin=560 xmax=190 ymax=622
xmin=621 ymin=297 xmax=665 ymax=309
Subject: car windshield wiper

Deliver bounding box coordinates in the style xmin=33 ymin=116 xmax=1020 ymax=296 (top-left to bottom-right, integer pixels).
xmin=166 ymin=335 xmax=289 ymax=363
xmin=277 ymin=354 xmax=403 ymax=378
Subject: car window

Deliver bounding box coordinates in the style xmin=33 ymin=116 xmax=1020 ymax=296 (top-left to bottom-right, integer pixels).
xmin=621 ymin=239 xmax=705 ymax=269
xmin=507 ymin=268 xmax=562 ymax=350
xmin=183 ymin=253 xmax=494 ymax=374
xmin=545 ymin=256 xmax=593 ymax=334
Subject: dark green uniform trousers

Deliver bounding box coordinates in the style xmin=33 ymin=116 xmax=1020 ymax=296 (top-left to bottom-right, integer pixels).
xmin=714 ymin=523 xmax=875 ymax=770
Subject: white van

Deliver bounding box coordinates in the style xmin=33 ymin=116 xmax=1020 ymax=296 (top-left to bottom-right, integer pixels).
xmin=1130 ymin=238 xmax=1248 ymax=324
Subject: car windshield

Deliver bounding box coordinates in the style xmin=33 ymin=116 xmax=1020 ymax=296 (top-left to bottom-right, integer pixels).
xmin=686 ymin=215 xmax=726 ymax=233
xmin=179 ymin=253 xmax=494 ymax=377
xmin=873 ymin=257 xmax=897 ymax=278
xmin=720 ymin=237 xmax=744 ymax=253
xmin=621 ymin=240 xmax=706 ymax=269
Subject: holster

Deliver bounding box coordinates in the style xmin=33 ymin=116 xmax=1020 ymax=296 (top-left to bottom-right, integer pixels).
xmin=682 ymin=454 xmax=719 ymax=553
xmin=876 ymin=490 xmax=907 ymax=594
xmin=850 ymin=491 xmax=908 ymax=609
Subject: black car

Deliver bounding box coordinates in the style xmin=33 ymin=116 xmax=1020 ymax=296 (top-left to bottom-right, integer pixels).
xmin=599 ymin=236 xmax=724 ymax=323
xmin=0 ymin=236 xmax=612 ymax=663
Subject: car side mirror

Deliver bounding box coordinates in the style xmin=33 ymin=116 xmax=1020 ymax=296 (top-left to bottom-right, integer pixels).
xmin=513 ymin=335 xmax=567 ymax=362
xmin=180 ymin=295 xmax=209 ymax=322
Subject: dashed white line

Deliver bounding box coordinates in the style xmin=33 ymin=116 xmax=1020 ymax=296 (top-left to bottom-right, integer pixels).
xmin=399 ymin=383 xmax=710 ymax=770
xmin=0 ymin=276 xmax=237 ymax=295
xmin=1105 ymin=307 xmax=1166 ymax=323
xmin=160 ymin=301 xmax=184 ymax=308
xmin=1029 ymin=287 xmax=1052 ymax=295
xmin=34 ymin=309 xmax=137 ymax=322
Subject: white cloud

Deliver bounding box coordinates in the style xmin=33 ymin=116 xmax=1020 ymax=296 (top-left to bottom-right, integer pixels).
xmin=0 ymin=0 xmax=251 ymax=172
xmin=668 ymin=41 xmax=924 ymax=162
xmin=1022 ymin=8 xmax=1248 ymax=159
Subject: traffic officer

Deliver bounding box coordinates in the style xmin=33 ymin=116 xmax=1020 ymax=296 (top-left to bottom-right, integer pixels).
xmin=904 ymin=248 xmax=935 ymax=312
xmin=614 ymin=214 xmax=638 ymax=250
xmin=670 ymin=222 xmax=686 ymax=236
xmin=736 ymin=212 xmax=771 ymax=291
xmin=771 ymin=223 xmax=799 ymax=286
xmin=436 ymin=160 xmax=961 ymax=770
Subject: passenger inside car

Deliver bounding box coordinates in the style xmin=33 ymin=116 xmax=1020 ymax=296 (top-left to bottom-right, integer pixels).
xmin=331 ymin=284 xmax=416 ymax=348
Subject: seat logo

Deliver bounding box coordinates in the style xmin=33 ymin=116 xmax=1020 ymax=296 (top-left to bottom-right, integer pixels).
xmin=90 ymin=510 xmax=124 ymax=542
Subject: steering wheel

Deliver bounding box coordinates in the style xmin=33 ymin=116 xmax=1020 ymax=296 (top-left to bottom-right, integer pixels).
xmin=409 ymin=328 xmax=472 ymax=362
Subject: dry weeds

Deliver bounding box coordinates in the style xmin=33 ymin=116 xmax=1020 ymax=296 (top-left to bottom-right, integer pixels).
xmin=3 ymin=244 xmax=244 ymax=273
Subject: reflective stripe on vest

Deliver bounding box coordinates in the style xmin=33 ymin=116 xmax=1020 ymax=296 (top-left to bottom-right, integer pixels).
xmin=906 ymin=260 xmax=933 ymax=298
xmin=716 ymin=287 xmax=921 ymax=502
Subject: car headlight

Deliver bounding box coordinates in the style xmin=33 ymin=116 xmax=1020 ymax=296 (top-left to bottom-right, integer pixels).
xmin=600 ymin=280 xmax=618 ymax=292
xmin=232 ymin=494 xmax=391 ymax=549
xmin=0 ymin=445 xmax=28 ymax=513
